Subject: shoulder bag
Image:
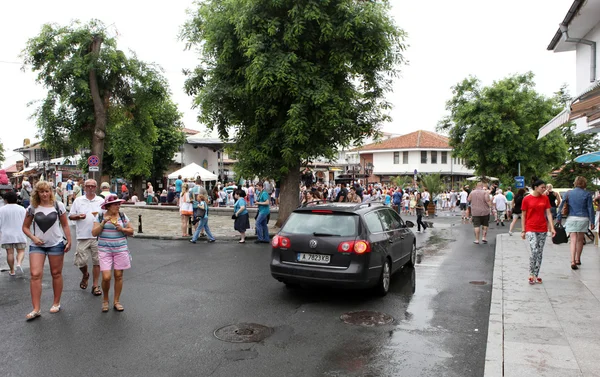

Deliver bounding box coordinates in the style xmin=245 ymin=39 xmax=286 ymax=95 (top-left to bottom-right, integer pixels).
xmin=561 ymin=193 xmax=569 ymax=217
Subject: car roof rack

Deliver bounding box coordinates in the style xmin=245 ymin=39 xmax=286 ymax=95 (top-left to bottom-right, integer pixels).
xmin=353 ymin=201 xmax=385 ymax=210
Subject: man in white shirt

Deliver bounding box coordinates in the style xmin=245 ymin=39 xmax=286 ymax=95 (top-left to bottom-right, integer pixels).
xmin=0 ymin=192 xmax=28 ymax=275
xmin=69 ymin=179 xmax=104 ymax=296
xmin=493 ymin=189 xmax=508 ymax=226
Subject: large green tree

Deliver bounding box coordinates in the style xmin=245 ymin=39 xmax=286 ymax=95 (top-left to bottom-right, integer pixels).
xmin=551 ymin=85 xmax=600 ymax=188
xmin=181 ymin=0 xmax=406 ymax=224
xmin=438 ymin=73 xmax=568 ymax=184
xmin=22 ymin=20 xmax=182 ymax=183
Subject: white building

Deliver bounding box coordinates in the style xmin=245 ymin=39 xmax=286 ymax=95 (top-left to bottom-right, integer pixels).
xmin=345 ymin=130 xmax=474 ymax=186
xmin=539 ymin=0 xmax=600 ymax=138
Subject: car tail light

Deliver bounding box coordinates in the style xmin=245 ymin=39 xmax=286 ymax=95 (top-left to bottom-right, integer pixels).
xmin=337 ymin=240 xmax=371 ymax=254
xmin=272 ymin=235 xmax=291 ymax=249
xmin=311 ymin=210 xmax=333 ymax=214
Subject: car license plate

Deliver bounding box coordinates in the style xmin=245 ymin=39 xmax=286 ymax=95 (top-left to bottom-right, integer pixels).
xmin=297 ymin=253 xmax=331 ymax=264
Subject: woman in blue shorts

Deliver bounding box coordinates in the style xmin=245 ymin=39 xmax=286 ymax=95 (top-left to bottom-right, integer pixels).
xmin=22 ymin=181 xmax=72 ymax=321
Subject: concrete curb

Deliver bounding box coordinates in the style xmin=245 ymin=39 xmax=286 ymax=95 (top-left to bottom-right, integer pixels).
xmin=132 ymin=233 xmax=278 ymax=242
xmin=483 ymin=234 xmax=504 ymax=377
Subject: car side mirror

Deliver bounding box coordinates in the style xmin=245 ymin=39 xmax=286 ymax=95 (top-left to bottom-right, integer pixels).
xmin=405 ymin=220 xmax=414 ymax=228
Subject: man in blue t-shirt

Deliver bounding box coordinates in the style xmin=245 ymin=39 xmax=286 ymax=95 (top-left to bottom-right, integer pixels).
xmin=254 ymin=182 xmax=271 ymax=244
xmin=175 ymin=175 xmax=183 ymax=204
xmin=392 ymin=188 xmax=402 ymax=213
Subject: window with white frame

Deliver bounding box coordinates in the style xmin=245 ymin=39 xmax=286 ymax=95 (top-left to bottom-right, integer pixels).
xmin=441 ymin=151 xmax=448 ymax=164
xmin=393 ymin=152 xmax=399 ymax=164
xmin=421 ymin=151 xmax=427 ymax=163
xmin=431 ymin=151 xmax=437 ymax=164
xmin=403 ymin=151 xmax=408 ymax=164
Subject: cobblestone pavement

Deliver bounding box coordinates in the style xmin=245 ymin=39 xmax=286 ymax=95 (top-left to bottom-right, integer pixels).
xmin=120 ymin=206 xmax=280 ymax=241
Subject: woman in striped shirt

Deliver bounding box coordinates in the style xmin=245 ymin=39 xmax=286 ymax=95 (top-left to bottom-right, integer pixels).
xmin=92 ymin=195 xmax=134 ymax=313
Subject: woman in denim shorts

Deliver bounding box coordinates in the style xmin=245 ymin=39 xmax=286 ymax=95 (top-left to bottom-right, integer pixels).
xmin=22 ymin=181 xmax=72 ymax=321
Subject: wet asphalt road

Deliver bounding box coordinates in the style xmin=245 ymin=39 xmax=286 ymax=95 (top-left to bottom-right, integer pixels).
xmin=0 ymin=216 xmax=499 ymax=377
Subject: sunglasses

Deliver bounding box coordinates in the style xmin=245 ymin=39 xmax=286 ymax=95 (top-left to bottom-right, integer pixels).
xmin=85 ymin=185 xmax=97 ymax=188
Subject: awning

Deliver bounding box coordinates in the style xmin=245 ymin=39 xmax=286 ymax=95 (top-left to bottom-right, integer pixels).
xmin=538 ymin=81 xmax=600 ymax=139
xmin=538 ymin=108 xmax=571 ymax=139
xmin=12 ymin=167 xmax=36 ymax=177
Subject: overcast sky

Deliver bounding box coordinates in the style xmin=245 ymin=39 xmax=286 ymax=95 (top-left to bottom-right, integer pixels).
xmin=0 ymin=0 xmax=576 ymax=156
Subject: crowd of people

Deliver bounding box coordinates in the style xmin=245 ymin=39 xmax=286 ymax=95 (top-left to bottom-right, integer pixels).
xmin=0 ymin=179 xmax=133 ymax=320
xmin=2 ymin=170 xmax=599 ymax=319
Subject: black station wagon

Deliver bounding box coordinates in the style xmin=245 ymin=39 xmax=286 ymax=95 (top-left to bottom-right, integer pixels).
xmin=270 ymin=202 xmax=417 ymax=296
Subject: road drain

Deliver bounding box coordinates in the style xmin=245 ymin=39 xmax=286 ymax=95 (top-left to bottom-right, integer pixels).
xmin=469 ymin=281 xmax=487 ymax=285
xmin=214 ymin=323 xmax=273 ymax=343
xmin=340 ymin=311 xmax=394 ymax=327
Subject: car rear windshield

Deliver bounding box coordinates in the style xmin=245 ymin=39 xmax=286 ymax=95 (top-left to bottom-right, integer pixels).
xmin=282 ymin=212 xmax=358 ymax=237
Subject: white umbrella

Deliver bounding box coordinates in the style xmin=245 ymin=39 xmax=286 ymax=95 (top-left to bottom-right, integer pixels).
xmin=167 ymin=163 xmax=218 ymax=181
xmin=466 ymin=176 xmax=499 ymax=181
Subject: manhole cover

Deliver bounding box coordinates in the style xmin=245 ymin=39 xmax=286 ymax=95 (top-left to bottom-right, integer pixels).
xmin=469 ymin=281 xmax=487 ymax=285
xmin=340 ymin=311 xmax=394 ymax=326
xmin=214 ymin=323 xmax=273 ymax=343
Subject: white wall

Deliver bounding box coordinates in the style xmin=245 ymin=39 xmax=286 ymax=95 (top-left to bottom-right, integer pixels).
xmin=575 ymin=23 xmax=600 ymax=131
xmin=576 ymin=23 xmax=600 ymax=93
xmin=370 ymin=150 xmax=473 ymax=175
xmin=181 ymin=144 xmax=220 ymax=174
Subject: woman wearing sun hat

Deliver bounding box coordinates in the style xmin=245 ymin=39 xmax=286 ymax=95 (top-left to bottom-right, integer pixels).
xmin=92 ymin=194 xmax=134 ymax=312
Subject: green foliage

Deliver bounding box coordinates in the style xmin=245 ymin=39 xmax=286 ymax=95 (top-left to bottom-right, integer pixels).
xmin=181 ymin=0 xmax=406 ymax=180
xmin=391 ymin=175 xmax=413 ymax=188
xmin=0 ymin=139 xmax=4 ymax=165
xmin=418 ymin=173 xmax=444 ymax=195
xmin=22 ymin=20 xmax=181 ymax=180
xmin=438 ymin=73 xmax=568 ymax=182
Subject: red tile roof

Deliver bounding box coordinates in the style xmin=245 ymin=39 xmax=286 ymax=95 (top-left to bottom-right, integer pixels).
xmin=355 ymin=130 xmax=450 ymax=151
xmin=182 ymin=128 xmax=200 ymax=135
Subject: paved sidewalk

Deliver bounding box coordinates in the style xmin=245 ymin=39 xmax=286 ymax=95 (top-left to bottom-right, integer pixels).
xmin=119 ymin=206 xmax=279 ymax=241
xmin=485 ymin=234 xmax=600 ymax=377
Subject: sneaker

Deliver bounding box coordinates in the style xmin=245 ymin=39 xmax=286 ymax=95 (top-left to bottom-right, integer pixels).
xmin=536 ymin=277 xmax=542 ymax=284
xmin=207 ymin=239 xmax=216 ymax=243
xmin=528 ymin=277 xmax=535 ymax=285
xmin=509 ymin=231 xmax=513 ymax=236
xmin=501 ymin=222 xmax=505 ymax=226
xmin=189 ymin=240 xmax=196 ymax=244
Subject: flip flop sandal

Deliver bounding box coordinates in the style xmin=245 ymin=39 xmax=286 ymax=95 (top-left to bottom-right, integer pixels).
xmin=113 ymin=302 xmax=124 ymax=312
xmin=26 ymin=311 xmax=41 ymax=321
xmin=482 ymin=240 xmax=488 ymax=244
xmin=102 ymin=302 xmax=110 ymax=313
xmin=50 ymin=305 xmax=61 ymax=314
xmin=92 ymin=286 xmax=102 ymax=296
xmin=79 ymin=272 xmax=90 ymax=290
xmin=473 ymin=241 xmax=479 ymax=244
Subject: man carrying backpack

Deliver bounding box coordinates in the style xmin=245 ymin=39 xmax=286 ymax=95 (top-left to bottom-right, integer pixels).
xmin=69 ymin=179 xmax=104 ymax=296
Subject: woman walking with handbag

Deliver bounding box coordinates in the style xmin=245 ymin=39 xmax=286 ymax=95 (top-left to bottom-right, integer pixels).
xmin=521 ymin=180 xmax=555 ymax=285
xmin=232 ymin=189 xmax=250 ymax=243
xmin=556 ymin=176 xmax=595 ymax=269
xmin=190 ymin=194 xmax=216 ymax=243
xmin=179 ymin=184 xmax=193 ymax=237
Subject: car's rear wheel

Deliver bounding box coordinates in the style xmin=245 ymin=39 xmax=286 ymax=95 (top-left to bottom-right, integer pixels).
xmin=374 ymin=259 xmax=391 ymax=297
xmin=406 ymin=243 xmax=417 ymax=267
xmin=284 ymin=282 xmax=300 ymax=290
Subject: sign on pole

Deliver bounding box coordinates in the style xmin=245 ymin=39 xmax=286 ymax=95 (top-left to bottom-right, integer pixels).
xmin=515 ymin=176 xmax=525 ymax=189
xmin=89 ymin=166 xmax=99 ymax=172
xmin=87 ymin=155 xmax=100 ymax=167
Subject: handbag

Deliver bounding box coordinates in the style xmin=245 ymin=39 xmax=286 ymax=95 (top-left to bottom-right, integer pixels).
xmin=552 ymin=222 xmax=568 ymax=244
xmin=561 ymin=194 xmax=569 ymax=217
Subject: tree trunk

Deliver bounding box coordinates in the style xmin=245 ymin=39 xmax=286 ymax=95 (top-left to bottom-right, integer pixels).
xmin=276 ymin=163 xmax=301 ymax=227
xmin=88 ymin=35 xmax=107 ymax=183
